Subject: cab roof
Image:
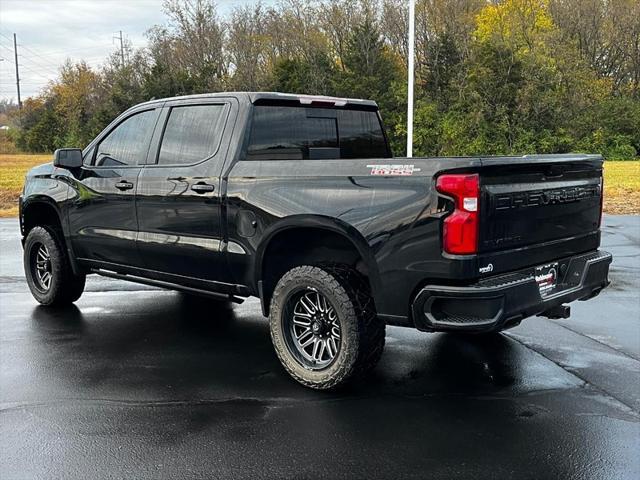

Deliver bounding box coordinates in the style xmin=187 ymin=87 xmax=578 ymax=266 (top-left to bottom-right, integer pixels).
xmin=138 ymin=91 xmax=378 ymax=109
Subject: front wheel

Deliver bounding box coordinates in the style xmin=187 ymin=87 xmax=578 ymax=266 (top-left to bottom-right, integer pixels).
xmin=24 ymin=226 xmax=86 ymax=306
xmin=269 ymin=264 xmax=385 ymax=390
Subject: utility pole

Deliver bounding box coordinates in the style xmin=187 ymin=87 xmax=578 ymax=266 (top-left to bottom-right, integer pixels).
xmin=406 ymin=0 xmax=415 ymax=157
xmin=13 ymin=33 xmax=22 ymax=109
xmin=115 ymin=30 xmax=125 ymax=68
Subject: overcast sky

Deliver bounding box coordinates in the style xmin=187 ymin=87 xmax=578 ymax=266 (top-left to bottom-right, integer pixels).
xmin=0 ymin=0 xmax=271 ymax=102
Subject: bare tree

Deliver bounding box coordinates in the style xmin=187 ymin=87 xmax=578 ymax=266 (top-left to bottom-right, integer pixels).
xmin=226 ymin=2 xmax=272 ymax=90
xmin=147 ymin=0 xmax=227 ymax=90
xmin=550 ymin=0 xmax=640 ymax=93
xmin=381 ymin=0 xmax=409 ymax=59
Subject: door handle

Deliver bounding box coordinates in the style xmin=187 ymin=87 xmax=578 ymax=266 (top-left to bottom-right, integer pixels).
xmin=115 ymin=180 xmax=134 ymax=191
xmin=191 ymin=182 xmax=215 ymax=194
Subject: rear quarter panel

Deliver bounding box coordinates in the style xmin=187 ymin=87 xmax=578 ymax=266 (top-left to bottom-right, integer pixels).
xmin=225 ymin=157 xmax=481 ymax=318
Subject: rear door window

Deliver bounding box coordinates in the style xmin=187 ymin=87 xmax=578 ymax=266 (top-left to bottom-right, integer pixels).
xmin=246 ymin=106 xmax=389 ymax=160
xmin=157 ymin=104 xmax=227 ymax=165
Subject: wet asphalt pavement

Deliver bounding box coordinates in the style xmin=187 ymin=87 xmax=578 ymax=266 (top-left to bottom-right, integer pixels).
xmin=0 ymin=216 xmax=639 ymax=479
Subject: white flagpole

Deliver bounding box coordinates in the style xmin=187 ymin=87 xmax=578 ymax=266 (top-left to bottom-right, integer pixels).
xmin=406 ymin=0 xmax=415 ymax=158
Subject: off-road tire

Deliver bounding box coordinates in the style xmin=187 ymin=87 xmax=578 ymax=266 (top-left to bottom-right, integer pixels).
xmin=269 ymin=264 xmax=385 ymax=390
xmin=24 ymin=226 xmax=85 ymax=306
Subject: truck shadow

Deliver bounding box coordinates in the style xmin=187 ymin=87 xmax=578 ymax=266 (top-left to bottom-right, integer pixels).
xmin=370 ymin=332 xmax=520 ymax=394
xmin=26 ymin=291 xmax=528 ymax=401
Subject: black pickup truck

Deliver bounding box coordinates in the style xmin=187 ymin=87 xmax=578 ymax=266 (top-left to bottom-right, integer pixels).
xmin=20 ymin=92 xmax=611 ymax=389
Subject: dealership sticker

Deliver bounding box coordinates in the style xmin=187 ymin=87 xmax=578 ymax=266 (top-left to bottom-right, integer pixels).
xmin=367 ymin=164 xmax=421 ymax=176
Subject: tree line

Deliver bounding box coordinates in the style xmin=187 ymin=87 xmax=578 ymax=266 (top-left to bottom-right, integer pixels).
xmin=5 ymin=0 xmax=640 ymax=159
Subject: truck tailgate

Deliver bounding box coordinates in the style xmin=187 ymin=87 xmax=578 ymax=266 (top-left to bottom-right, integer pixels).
xmin=477 ymin=154 xmax=603 ymax=273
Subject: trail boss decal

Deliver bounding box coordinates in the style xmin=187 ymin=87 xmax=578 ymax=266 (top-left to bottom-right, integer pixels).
xmin=367 ymin=164 xmax=421 ymax=176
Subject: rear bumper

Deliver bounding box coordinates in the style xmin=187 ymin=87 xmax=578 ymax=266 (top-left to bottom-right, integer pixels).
xmin=411 ymin=250 xmax=612 ymax=333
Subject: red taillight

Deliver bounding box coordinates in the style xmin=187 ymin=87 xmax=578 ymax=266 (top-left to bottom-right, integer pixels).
xmin=436 ymin=173 xmax=479 ymax=255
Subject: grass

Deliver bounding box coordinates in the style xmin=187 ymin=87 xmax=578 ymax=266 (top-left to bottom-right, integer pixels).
xmin=0 ymin=154 xmax=638 ymax=217
xmin=603 ymin=161 xmax=640 ymax=215
xmin=0 ymin=154 xmax=51 ymax=217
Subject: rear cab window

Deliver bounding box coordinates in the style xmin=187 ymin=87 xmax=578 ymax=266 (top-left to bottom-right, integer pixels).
xmin=246 ymin=105 xmax=390 ymax=160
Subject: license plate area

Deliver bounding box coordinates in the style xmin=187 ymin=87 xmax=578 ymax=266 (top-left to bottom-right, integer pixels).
xmin=535 ymin=262 xmax=558 ymax=297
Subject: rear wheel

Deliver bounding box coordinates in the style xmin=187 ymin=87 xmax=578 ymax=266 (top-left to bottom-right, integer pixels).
xmin=24 ymin=226 xmax=85 ymax=306
xmin=269 ymin=264 xmax=385 ymax=390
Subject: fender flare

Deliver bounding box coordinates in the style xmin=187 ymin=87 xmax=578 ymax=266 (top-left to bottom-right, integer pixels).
xmin=254 ymin=214 xmax=382 ymax=309
xmin=21 ymin=195 xmax=82 ymax=275
xmin=21 ymin=195 xmax=65 ymax=235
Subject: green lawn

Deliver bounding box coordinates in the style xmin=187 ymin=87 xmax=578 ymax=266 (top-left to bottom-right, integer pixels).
xmin=603 ymin=161 xmax=640 ymax=214
xmin=0 ymin=154 xmax=51 ymax=217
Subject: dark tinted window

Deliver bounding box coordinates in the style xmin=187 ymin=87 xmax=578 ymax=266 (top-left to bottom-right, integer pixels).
xmin=95 ymin=110 xmax=156 ymax=167
xmin=247 ymin=106 xmax=389 ymax=160
xmin=337 ymin=109 xmax=388 ymax=158
xmin=158 ymin=104 xmax=226 ymax=165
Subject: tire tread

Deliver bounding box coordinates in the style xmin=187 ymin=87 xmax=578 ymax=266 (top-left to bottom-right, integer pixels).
xmin=269 ymin=263 xmax=385 ymax=390
xmin=24 ymin=226 xmax=85 ymax=306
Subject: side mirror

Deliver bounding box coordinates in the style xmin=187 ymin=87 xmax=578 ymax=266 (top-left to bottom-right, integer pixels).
xmin=53 ymin=148 xmax=83 ymax=168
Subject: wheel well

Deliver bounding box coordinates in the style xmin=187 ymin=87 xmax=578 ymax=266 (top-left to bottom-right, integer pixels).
xmin=260 ymin=227 xmax=371 ymax=315
xmin=22 ymin=202 xmax=63 ymax=238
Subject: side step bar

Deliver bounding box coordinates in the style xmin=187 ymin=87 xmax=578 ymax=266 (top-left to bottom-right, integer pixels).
xmin=91 ymin=269 xmax=245 ymax=304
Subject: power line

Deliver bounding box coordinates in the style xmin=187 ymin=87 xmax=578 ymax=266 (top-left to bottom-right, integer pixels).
xmin=1 ymin=49 xmax=105 ymax=87
xmin=1 ymin=38 xmax=115 ymax=75
xmin=17 ymin=57 xmax=61 ymax=76
xmin=0 ymin=44 xmax=59 ymax=75
xmin=11 ymin=44 xmax=115 ymax=57
xmin=14 ymin=63 xmax=56 ymax=82
xmin=18 ymin=44 xmax=107 ymax=71
xmin=0 ymin=82 xmax=42 ymax=86
xmin=0 ymin=31 xmax=114 ymax=56
xmin=17 ymin=44 xmax=64 ymax=70
xmin=0 ymin=53 xmax=15 ymax=65
xmin=0 ymin=42 xmax=60 ymax=79
xmin=0 ymin=41 xmax=115 ymax=67
xmin=0 ymin=32 xmax=124 ymax=101
xmin=12 ymin=54 xmax=61 ymax=76
xmin=0 ymin=56 xmax=56 ymax=82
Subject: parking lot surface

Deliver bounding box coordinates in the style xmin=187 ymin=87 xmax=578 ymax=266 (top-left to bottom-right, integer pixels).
xmin=1 ymin=216 xmax=639 ymax=479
